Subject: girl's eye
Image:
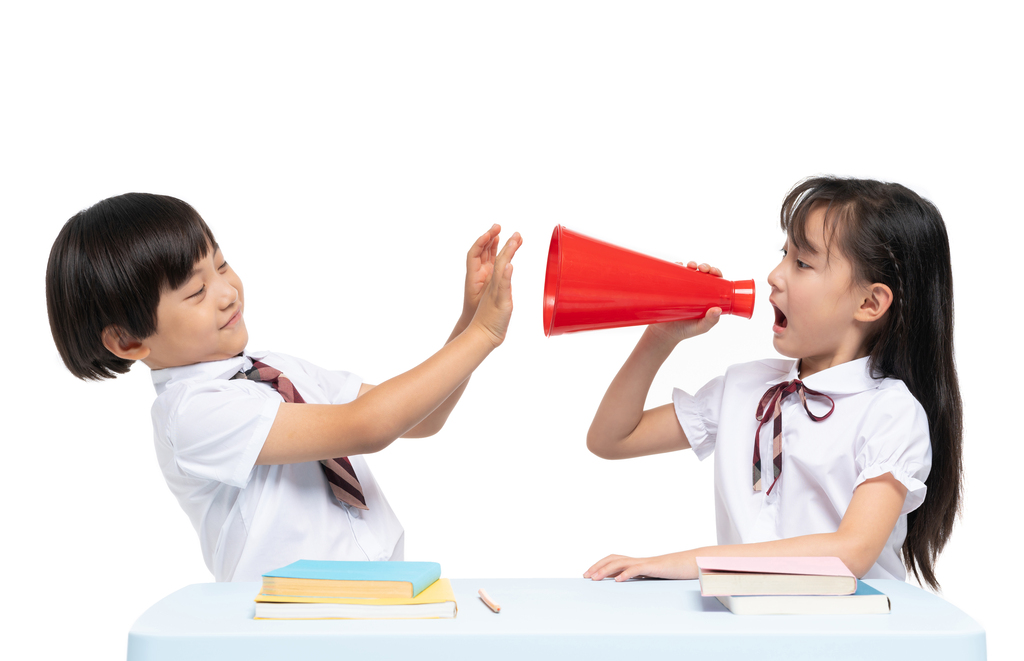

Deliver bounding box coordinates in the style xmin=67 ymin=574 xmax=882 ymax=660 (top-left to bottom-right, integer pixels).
xmin=781 ymin=247 xmax=808 ymax=269
xmin=218 ymin=261 xmax=228 ymax=272
xmin=189 ymin=285 xmax=206 ymax=299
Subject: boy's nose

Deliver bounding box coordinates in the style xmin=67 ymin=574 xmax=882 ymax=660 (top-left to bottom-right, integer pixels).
xmin=216 ymin=279 xmax=239 ymax=308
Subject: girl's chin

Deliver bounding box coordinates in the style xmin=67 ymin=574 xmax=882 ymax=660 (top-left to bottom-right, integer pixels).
xmin=771 ymin=335 xmax=800 ymax=359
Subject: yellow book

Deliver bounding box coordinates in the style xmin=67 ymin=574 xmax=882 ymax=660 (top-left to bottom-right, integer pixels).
xmin=254 ymin=578 xmax=458 ymax=619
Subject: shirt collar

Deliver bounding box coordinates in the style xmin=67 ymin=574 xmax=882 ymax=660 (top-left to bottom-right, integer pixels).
xmin=767 ymin=356 xmax=882 ymax=396
xmin=778 ymin=358 xmax=884 ymax=392
xmin=151 ymin=351 xmax=268 ymax=396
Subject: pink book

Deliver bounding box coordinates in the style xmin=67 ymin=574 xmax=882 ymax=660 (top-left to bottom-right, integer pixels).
xmin=695 ymin=557 xmax=857 ymax=597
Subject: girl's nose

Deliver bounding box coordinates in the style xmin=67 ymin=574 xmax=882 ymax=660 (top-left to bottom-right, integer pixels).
xmin=767 ymin=262 xmax=783 ymax=292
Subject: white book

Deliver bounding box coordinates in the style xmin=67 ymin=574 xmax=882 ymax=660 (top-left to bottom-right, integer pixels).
xmin=716 ymin=583 xmax=890 ymax=615
xmin=254 ymin=601 xmax=456 ymax=620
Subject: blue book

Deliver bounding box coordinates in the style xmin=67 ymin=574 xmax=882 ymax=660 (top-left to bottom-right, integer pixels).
xmin=261 ymin=560 xmax=442 ymax=598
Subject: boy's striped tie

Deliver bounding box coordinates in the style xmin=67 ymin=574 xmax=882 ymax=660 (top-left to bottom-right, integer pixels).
xmin=232 ymin=360 xmax=368 ymax=510
xmin=753 ymin=379 xmax=835 ymax=496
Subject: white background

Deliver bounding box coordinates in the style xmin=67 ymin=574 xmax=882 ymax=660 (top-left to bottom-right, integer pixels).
xmin=2 ymin=1 xmax=1021 ymax=658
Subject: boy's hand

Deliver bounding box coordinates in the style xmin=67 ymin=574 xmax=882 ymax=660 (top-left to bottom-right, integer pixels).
xmin=644 ymin=261 xmax=722 ymax=346
xmin=469 ymin=231 xmax=522 ymax=348
xmin=462 ymin=224 xmax=502 ymax=321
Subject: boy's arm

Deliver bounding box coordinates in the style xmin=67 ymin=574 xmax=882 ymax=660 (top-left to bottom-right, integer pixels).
xmin=359 ymin=224 xmax=504 ymax=438
xmin=583 ymin=473 xmax=908 ymax=580
xmin=356 ymin=312 xmax=472 ymax=438
xmin=587 ymin=264 xmax=722 ymax=460
xmin=255 ymin=232 xmax=521 ymax=465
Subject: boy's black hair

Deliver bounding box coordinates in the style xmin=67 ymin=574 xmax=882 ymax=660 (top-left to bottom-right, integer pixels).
xmin=46 ymin=193 xmax=217 ymax=380
xmin=781 ymin=176 xmax=962 ymax=591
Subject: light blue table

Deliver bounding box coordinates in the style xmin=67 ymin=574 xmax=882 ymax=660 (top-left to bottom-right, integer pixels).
xmin=127 ymin=578 xmax=985 ymax=660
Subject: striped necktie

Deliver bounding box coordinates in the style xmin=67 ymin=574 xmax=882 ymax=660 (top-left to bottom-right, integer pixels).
xmin=753 ymin=379 xmax=835 ymax=496
xmin=232 ymin=360 xmax=368 ymax=510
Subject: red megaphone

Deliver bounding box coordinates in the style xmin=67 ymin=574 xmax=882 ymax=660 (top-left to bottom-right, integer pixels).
xmin=543 ymin=225 xmax=755 ymax=337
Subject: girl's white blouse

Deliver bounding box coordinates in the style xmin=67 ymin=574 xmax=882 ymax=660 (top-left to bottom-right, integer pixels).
xmin=672 ymin=356 xmax=931 ymax=581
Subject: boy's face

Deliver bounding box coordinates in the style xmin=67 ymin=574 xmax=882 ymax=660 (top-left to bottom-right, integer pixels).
xmin=140 ymin=244 xmax=248 ymax=370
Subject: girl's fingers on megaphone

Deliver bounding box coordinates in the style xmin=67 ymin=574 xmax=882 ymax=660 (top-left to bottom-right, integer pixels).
xmin=682 ymin=261 xmax=723 ymax=277
xmin=703 ymin=307 xmax=723 ymax=330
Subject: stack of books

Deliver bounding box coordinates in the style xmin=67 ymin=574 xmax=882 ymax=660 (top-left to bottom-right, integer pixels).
xmin=254 ymin=560 xmax=457 ymax=619
xmin=696 ymin=557 xmax=890 ymax=615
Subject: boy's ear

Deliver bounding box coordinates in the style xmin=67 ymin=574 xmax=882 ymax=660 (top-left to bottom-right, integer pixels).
xmin=101 ymin=326 xmax=151 ymax=361
xmin=855 ymin=283 xmax=894 ymax=323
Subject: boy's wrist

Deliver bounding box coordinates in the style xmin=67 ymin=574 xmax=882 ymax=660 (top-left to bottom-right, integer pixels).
xmin=457 ymin=308 xmax=474 ymax=331
xmin=466 ymin=317 xmax=504 ymax=351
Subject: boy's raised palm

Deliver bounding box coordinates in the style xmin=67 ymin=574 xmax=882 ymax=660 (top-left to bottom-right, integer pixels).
xmin=469 ymin=230 xmax=522 ymax=348
xmin=463 ymin=224 xmax=502 ymax=317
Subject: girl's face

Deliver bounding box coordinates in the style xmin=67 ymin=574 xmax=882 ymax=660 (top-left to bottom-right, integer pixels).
xmin=767 ymin=205 xmax=873 ymax=376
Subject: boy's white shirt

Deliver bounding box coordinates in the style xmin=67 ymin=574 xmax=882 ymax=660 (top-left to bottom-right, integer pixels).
xmin=672 ymin=356 xmax=932 ymax=582
xmin=151 ymin=350 xmax=405 ymax=582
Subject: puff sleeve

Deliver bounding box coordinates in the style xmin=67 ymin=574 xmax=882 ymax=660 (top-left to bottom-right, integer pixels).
xmin=853 ymin=385 xmax=932 ymax=515
xmin=672 ymin=375 xmax=725 ymax=461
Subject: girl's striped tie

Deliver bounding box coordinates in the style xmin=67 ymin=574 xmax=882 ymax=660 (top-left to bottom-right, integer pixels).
xmin=753 ymin=379 xmax=835 ymax=495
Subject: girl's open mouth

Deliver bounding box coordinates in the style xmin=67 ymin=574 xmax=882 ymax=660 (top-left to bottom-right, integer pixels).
xmin=773 ymin=305 xmax=788 ymax=330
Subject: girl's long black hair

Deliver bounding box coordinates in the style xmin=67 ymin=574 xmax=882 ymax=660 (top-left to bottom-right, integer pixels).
xmin=781 ymin=176 xmax=962 ymax=591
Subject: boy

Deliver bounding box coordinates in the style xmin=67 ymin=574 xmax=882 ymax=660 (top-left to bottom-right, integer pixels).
xmin=46 ymin=193 xmax=521 ymax=581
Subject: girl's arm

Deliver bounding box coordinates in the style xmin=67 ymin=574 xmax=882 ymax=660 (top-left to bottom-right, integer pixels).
xmin=255 ymin=231 xmax=521 ymax=465
xmin=587 ymin=262 xmax=722 ymax=460
xmin=584 ymin=473 xmax=908 ymax=580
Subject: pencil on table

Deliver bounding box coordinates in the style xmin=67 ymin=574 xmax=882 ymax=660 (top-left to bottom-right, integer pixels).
xmin=478 ymin=588 xmax=501 ymax=613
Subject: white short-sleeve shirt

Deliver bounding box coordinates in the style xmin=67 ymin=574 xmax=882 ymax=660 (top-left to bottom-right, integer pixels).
xmin=672 ymin=356 xmax=931 ymax=581
xmin=151 ymin=350 xmax=405 ymax=582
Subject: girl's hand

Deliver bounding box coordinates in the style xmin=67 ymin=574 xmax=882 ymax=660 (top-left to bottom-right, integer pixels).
xmin=462 ymin=224 xmax=502 ymax=321
xmin=583 ymin=551 xmax=698 ymax=582
xmin=469 ymin=232 xmax=522 ymax=348
xmin=644 ymin=262 xmax=723 ymax=346
xmin=686 ymin=261 xmax=722 ymax=278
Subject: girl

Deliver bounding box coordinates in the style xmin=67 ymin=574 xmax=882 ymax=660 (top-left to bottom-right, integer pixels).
xmin=583 ymin=177 xmax=962 ymax=590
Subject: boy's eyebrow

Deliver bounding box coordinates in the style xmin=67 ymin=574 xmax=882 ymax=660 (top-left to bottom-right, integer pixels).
xmin=180 ymin=243 xmax=222 ymax=285
xmin=180 ymin=266 xmax=203 ymax=287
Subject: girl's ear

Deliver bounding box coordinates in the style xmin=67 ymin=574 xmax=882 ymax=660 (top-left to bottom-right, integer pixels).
xmin=854 ymin=283 xmax=894 ymax=323
xmin=101 ymin=326 xmax=151 ymax=361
